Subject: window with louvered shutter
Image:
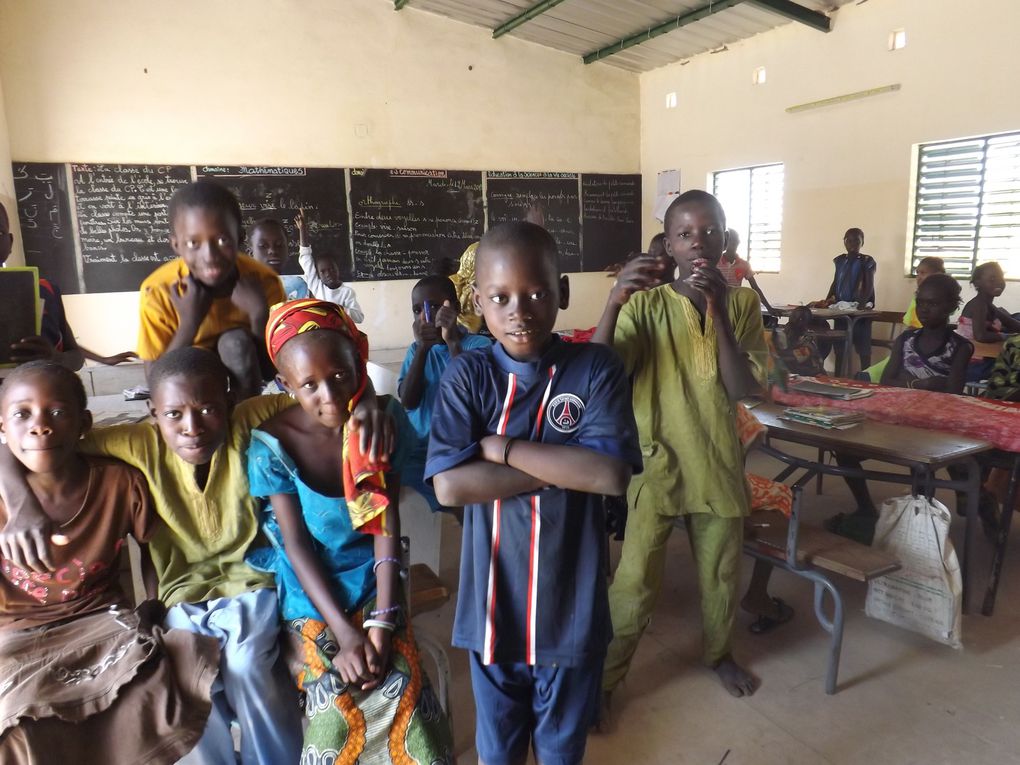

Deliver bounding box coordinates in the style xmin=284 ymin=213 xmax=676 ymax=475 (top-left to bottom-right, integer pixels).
xmin=910 ymin=131 xmax=1020 ymax=279
xmin=711 ymin=163 xmax=784 ymax=273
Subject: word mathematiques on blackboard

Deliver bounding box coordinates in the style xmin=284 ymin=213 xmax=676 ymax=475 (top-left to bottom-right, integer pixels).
xmin=581 ymin=173 xmax=642 ymax=272
xmin=197 ymin=166 xmax=351 ymax=279
xmin=11 ymin=163 xmax=80 ymax=293
xmin=349 ymin=169 xmax=484 ymax=281
xmin=486 ymin=172 xmax=582 ymax=273
xmin=71 ymin=163 xmax=191 ymax=292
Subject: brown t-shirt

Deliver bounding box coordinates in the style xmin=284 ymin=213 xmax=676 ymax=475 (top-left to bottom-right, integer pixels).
xmin=0 ymin=457 xmax=157 ymax=630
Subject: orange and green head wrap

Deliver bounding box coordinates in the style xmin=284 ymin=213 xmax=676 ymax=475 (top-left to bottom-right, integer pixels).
xmin=265 ymin=298 xmax=390 ymax=536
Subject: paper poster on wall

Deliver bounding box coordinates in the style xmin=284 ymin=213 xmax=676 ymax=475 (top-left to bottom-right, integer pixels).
xmin=654 ymin=168 xmax=680 ymax=223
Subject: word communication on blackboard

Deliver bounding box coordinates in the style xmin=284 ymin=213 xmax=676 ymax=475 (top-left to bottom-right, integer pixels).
xmin=12 ymin=162 xmax=641 ymax=294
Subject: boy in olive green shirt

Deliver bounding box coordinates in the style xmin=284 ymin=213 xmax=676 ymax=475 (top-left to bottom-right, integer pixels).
xmin=593 ymin=191 xmax=767 ymax=707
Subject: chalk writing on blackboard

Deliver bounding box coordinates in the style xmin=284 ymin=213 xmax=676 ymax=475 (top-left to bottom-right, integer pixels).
xmin=71 ymin=163 xmax=191 ymax=292
xmin=485 ymin=171 xmax=582 ymax=272
xmin=349 ymin=169 xmax=484 ymax=281
xmin=581 ymin=173 xmax=642 ymax=272
xmin=197 ymin=165 xmax=351 ymax=279
xmin=12 ymin=162 xmax=80 ymax=292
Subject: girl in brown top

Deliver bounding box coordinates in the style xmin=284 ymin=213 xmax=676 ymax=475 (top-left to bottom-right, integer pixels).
xmin=0 ymin=360 xmax=219 ymax=764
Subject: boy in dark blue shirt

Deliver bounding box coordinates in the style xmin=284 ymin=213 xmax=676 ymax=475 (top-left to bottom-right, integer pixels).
xmin=426 ymin=222 xmax=641 ymax=765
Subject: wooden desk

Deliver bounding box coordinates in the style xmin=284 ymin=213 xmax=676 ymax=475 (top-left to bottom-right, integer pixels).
xmin=753 ymin=403 xmax=992 ymax=614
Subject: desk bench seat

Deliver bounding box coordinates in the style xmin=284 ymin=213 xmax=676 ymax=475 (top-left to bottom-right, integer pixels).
xmin=747 ymin=510 xmax=900 ymax=582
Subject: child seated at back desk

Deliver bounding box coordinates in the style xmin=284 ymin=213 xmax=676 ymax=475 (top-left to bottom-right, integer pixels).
xmin=772 ymin=306 xmax=825 ymax=376
xmin=137 ymin=181 xmax=284 ymax=400
xmin=826 ymin=273 xmax=972 ymax=543
xmin=864 ymin=256 xmax=945 ymax=381
xmin=248 ymin=217 xmax=309 ymax=301
xmin=294 ymin=209 xmax=364 ymax=323
xmin=957 ymin=261 xmax=1020 ymax=382
xmin=398 ymin=275 xmax=491 ymax=511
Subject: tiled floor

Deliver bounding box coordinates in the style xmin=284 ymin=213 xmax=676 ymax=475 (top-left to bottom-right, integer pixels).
xmin=415 ymin=444 xmax=1020 ymax=764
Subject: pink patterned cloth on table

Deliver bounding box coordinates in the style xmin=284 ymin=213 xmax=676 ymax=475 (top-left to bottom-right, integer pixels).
xmin=772 ymin=377 xmax=1020 ymax=452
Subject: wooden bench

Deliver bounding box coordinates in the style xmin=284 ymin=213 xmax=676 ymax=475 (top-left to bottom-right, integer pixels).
xmin=408 ymin=562 xmax=451 ymax=615
xmin=743 ymin=481 xmax=901 ymax=695
xmin=747 ymin=510 xmax=900 ymax=582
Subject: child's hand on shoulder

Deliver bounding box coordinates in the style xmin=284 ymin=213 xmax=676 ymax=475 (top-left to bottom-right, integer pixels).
xmin=169 ymin=274 xmax=214 ymax=324
xmin=435 ymin=300 xmax=460 ymax=347
xmin=350 ymin=401 xmax=395 ymax=465
xmin=610 ymin=254 xmax=670 ymax=306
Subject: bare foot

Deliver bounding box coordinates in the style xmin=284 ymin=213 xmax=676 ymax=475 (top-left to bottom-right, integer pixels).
xmin=713 ymin=655 xmax=758 ymax=698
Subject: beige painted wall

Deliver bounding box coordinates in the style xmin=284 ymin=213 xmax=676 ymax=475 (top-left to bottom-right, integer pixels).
xmin=639 ymin=0 xmax=1020 ymax=314
xmin=0 ymin=71 xmax=22 ymax=266
xmin=0 ymin=0 xmax=637 ymax=352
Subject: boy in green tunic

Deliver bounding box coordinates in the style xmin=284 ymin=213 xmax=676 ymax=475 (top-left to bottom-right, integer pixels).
xmin=592 ymin=190 xmax=767 ymax=708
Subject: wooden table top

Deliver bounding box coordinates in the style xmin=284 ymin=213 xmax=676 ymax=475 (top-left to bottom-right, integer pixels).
xmin=753 ymin=402 xmax=992 ymax=466
xmin=774 ymin=306 xmax=881 ymax=320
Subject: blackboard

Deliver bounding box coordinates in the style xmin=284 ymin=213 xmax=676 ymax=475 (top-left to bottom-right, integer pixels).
xmin=12 ymin=163 xmax=80 ymax=293
xmin=581 ymin=173 xmax=642 ymax=272
xmin=196 ymin=166 xmax=351 ymax=280
xmin=71 ymin=163 xmax=191 ymax=292
xmin=349 ymin=169 xmax=484 ymax=281
xmin=485 ymin=172 xmax=582 ymax=272
xmin=0 ymin=268 xmax=40 ymax=367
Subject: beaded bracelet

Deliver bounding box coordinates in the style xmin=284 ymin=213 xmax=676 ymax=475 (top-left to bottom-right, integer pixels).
xmin=373 ymin=557 xmax=402 ymax=573
xmin=363 ymin=619 xmax=395 ymax=632
xmin=369 ymin=604 xmax=402 ymax=618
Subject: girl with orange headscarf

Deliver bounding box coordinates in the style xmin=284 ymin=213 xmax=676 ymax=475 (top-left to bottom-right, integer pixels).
xmin=247 ymin=299 xmax=454 ymax=764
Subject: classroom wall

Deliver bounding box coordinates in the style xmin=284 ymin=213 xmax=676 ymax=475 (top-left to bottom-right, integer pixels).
xmin=639 ymin=0 xmax=1020 ymax=314
xmin=0 ymin=71 xmax=22 ymax=266
xmin=0 ymin=0 xmax=638 ymax=353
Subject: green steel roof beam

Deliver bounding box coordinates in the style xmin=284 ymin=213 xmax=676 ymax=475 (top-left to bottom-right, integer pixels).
xmin=394 ymin=0 xmax=411 ymax=9
xmin=747 ymin=0 xmax=831 ymax=32
xmin=493 ymin=0 xmax=570 ymax=39
xmin=583 ymin=0 xmax=748 ymax=65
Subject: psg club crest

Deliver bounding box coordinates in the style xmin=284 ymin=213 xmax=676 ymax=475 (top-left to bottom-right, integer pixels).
xmin=547 ymin=393 xmax=585 ymax=433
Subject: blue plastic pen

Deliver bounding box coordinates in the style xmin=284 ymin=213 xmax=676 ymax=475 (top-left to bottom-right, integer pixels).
xmin=423 ymin=302 xmax=433 ymax=323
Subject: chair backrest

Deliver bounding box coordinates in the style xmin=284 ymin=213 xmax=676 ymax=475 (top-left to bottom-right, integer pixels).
xmin=366 ymin=360 xmax=399 ymax=398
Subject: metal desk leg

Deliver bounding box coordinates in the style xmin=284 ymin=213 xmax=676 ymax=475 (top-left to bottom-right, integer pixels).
xmin=843 ymin=315 xmax=856 ymax=378
xmin=961 ymin=458 xmax=981 ymax=614
xmin=982 ymin=456 xmax=1020 ymax=615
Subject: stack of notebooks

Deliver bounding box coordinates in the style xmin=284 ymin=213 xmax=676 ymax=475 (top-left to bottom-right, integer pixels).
xmin=789 ymin=378 xmax=874 ymax=400
xmin=782 ymin=406 xmax=865 ymax=430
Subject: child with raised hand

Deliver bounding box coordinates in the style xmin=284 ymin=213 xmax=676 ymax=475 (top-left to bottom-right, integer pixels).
xmin=294 ymin=209 xmax=365 ymax=323
xmin=399 ymin=275 xmax=491 ymax=510
xmin=247 ymin=299 xmax=453 ymax=763
xmin=248 ymin=217 xmax=310 ymax=300
xmin=593 ymin=190 xmax=767 ymax=703
xmin=0 ymin=361 xmax=219 ymax=764
xmin=137 ymin=181 xmax=284 ymax=400
xmin=426 ymin=222 xmax=642 ymax=765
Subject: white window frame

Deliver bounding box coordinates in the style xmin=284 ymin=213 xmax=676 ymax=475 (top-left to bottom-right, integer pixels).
xmin=710 ymin=162 xmax=784 ymax=273
xmin=907 ymin=129 xmax=1020 ymax=279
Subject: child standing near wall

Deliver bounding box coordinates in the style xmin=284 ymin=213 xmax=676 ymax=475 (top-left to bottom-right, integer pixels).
xmin=593 ymin=190 xmax=767 ymax=706
xmin=719 ymin=228 xmax=775 ymax=314
xmin=398 ymin=275 xmax=491 ymax=510
xmin=294 ymin=209 xmax=365 ymax=323
xmin=426 ymin=222 xmax=642 ymax=765
xmin=248 ymin=218 xmax=310 ymax=300
xmin=137 ymin=182 xmax=284 ymax=400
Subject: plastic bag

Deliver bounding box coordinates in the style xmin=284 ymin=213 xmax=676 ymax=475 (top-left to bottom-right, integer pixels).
xmin=865 ymin=494 xmax=962 ymax=648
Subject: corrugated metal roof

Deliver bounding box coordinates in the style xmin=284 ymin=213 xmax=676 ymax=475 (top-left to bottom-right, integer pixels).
xmin=396 ymin=0 xmax=856 ymax=72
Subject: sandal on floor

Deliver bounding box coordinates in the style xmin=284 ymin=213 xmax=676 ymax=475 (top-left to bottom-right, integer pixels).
xmin=748 ymin=597 xmax=794 ymax=635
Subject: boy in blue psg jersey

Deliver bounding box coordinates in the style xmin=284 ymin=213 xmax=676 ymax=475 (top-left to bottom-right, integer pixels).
xmin=426 ymin=222 xmax=642 ymax=765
